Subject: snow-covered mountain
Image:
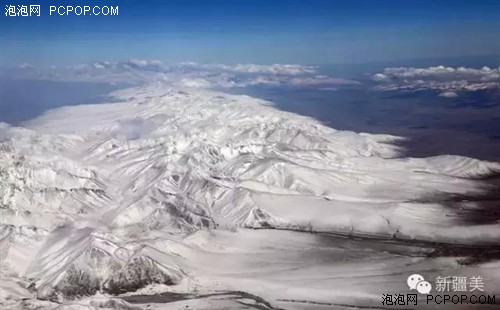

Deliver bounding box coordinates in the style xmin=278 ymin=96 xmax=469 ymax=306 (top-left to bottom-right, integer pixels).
xmin=1 ymin=82 xmax=500 ymax=309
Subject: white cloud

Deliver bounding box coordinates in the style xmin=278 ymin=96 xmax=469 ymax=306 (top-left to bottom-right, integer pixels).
xmin=230 ymin=63 xmax=316 ymax=75
xmin=179 ymin=77 xmax=212 ymax=88
xmin=91 ymin=61 xmax=112 ymax=70
xmin=288 ymin=75 xmax=360 ymax=86
xmin=8 ymin=59 xmax=359 ymax=89
xmin=174 ymin=62 xmax=359 ymax=88
xmin=131 ymin=59 xmax=162 ymax=67
xmin=380 ymin=65 xmax=500 ymax=82
xmin=118 ymin=59 xmax=163 ymax=71
xmin=372 ymin=73 xmax=389 ymax=82
xmin=180 ymin=63 xmax=316 ymax=75
xmin=18 ymin=63 xmax=34 ymax=69
xmin=372 ymin=65 xmax=500 ymax=96
xmin=438 ymin=91 xmax=458 ymax=98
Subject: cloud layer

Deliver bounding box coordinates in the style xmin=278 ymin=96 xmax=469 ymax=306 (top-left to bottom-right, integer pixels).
xmin=179 ymin=62 xmax=316 ymax=75
xmin=9 ymin=60 xmax=359 ymax=89
xmin=372 ymin=65 xmax=500 ymax=96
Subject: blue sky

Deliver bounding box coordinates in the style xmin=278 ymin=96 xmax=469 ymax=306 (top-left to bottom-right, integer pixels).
xmin=1 ymin=0 xmax=500 ymax=66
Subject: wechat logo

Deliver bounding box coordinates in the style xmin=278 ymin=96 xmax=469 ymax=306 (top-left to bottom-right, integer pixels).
xmin=407 ymin=274 xmax=432 ymax=294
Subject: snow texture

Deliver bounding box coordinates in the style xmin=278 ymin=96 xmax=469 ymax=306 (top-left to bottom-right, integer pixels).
xmin=1 ymin=80 xmax=500 ymax=309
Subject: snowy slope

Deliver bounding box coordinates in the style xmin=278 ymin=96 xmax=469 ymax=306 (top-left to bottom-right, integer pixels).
xmin=1 ymin=82 xmax=500 ymax=309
